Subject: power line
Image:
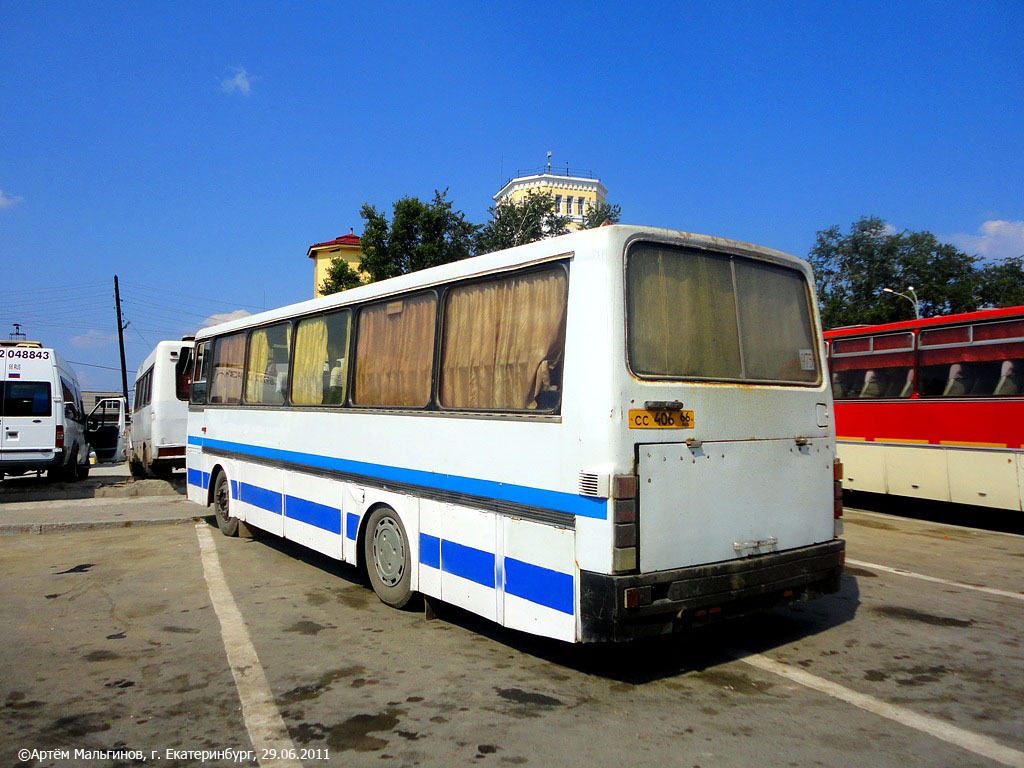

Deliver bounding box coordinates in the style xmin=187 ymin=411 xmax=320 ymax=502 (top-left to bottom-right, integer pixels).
xmin=67 ymin=360 xmax=124 ymax=371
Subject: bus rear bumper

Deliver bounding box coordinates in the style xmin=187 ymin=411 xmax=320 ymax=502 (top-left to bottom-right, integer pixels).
xmin=579 ymin=539 xmax=845 ymax=643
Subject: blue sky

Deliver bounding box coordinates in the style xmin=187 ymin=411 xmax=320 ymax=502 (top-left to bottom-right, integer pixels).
xmin=2 ymin=1 xmax=1022 ymax=392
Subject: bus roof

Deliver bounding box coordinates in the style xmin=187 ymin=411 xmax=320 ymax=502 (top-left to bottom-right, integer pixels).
xmin=195 ymin=225 xmax=805 ymax=340
xmin=823 ymin=305 xmax=1024 ymax=339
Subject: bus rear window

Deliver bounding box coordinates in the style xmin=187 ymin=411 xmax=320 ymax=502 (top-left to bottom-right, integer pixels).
xmin=626 ymin=245 xmax=820 ymax=384
xmin=2 ymin=381 xmax=52 ymax=417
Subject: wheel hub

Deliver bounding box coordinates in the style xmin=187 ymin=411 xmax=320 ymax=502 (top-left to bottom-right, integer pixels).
xmin=373 ymin=518 xmax=405 ymax=586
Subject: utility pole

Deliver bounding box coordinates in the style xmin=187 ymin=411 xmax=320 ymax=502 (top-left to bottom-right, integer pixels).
xmin=114 ymin=275 xmax=129 ymax=401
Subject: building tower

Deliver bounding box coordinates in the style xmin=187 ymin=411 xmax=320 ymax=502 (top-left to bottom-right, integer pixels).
xmin=493 ymin=154 xmax=607 ymax=229
xmin=307 ymin=230 xmax=363 ymax=298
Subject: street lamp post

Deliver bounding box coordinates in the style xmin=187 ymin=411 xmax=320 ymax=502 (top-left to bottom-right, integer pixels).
xmin=882 ymin=286 xmax=921 ymax=319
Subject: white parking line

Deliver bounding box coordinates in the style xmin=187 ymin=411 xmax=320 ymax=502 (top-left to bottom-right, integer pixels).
xmin=732 ymin=651 xmax=1024 ymax=768
xmin=847 ymin=558 xmax=1024 ymax=601
xmin=195 ymin=523 xmax=302 ymax=768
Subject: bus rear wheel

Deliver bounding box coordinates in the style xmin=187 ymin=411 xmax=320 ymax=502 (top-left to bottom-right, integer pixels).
xmin=363 ymin=507 xmax=414 ymax=608
xmin=213 ymin=472 xmax=238 ymax=537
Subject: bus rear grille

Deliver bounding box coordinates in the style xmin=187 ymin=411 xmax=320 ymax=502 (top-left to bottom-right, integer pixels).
xmin=578 ymin=472 xmax=606 ymax=497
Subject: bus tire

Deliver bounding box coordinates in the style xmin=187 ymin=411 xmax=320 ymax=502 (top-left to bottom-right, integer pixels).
xmin=129 ymin=458 xmax=147 ymax=479
xmin=363 ymin=506 xmax=414 ymax=609
xmin=212 ymin=472 xmax=238 ymax=537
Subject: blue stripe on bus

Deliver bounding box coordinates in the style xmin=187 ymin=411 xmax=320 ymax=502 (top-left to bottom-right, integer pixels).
xmin=285 ymin=495 xmax=341 ymax=534
xmin=231 ymin=480 xmax=239 ymax=499
xmin=440 ymin=539 xmax=496 ymax=588
xmin=187 ymin=469 xmax=209 ymax=489
xmin=239 ymin=482 xmax=282 ymax=514
xmin=188 ymin=467 xmax=574 ymax=616
xmin=504 ymin=557 xmax=574 ymax=615
xmin=420 ymin=533 xmax=441 ymax=569
xmin=186 ymin=436 xmax=607 ymax=519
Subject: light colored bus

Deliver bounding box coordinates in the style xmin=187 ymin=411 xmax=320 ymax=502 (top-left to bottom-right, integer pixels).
xmin=826 ymin=306 xmax=1023 ymax=511
xmin=129 ymin=339 xmax=194 ymax=478
xmin=186 ymin=225 xmax=844 ymax=643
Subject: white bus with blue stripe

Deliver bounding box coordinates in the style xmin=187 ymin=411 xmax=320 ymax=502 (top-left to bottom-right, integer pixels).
xmin=186 ymin=225 xmax=845 ymax=643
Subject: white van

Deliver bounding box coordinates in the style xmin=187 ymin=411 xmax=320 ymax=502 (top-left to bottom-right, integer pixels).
xmin=0 ymin=341 xmax=125 ymax=481
xmin=128 ymin=339 xmax=194 ymax=478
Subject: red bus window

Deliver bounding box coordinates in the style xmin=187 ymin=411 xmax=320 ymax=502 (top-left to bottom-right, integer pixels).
xmin=872 ymin=332 xmax=914 ymax=351
xmin=833 ymin=337 xmax=871 ymax=355
xmin=919 ymin=339 xmax=1024 ymax=397
xmin=972 ymin=319 xmax=1024 ymax=342
xmin=920 ymin=326 xmax=970 ymax=346
xmin=829 ymin=349 xmax=914 ymax=400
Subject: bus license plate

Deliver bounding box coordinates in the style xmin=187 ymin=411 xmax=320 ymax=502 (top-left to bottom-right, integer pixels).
xmin=628 ymin=409 xmax=695 ymax=429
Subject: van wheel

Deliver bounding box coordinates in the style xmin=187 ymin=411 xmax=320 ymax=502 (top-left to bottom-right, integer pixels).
xmin=363 ymin=506 xmax=414 ymax=608
xmin=59 ymin=445 xmax=81 ymax=482
xmin=129 ymin=458 xmax=147 ymax=479
xmin=213 ymin=472 xmax=238 ymax=537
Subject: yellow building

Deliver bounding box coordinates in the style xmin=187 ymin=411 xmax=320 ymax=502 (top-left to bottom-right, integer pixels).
xmin=493 ymin=163 xmax=607 ymax=229
xmin=308 ymin=231 xmax=363 ymax=298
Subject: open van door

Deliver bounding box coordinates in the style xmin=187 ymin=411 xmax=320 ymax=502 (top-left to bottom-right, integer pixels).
xmin=86 ymin=397 xmax=127 ymax=463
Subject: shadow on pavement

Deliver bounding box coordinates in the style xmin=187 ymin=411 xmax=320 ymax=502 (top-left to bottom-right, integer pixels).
xmin=845 ymin=490 xmax=1024 ymax=535
xmin=203 ymin=516 xmax=861 ymax=684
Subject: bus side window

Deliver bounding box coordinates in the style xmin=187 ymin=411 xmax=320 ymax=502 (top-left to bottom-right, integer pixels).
xmin=209 ymin=334 xmax=245 ymax=405
xmin=245 ymin=323 xmax=291 ymax=406
xmin=439 ymin=267 xmax=568 ymax=412
xmin=942 ymin=363 xmax=969 ymax=396
xmin=191 ymin=342 xmax=211 ymax=404
xmin=859 ymin=370 xmax=882 ymax=398
xmin=292 ymin=310 xmax=352 ymax=406
xmin=994 ymin=360 xmax=1021 ymax=396
xmin=175 ymin=346 xmax=193 ymax=401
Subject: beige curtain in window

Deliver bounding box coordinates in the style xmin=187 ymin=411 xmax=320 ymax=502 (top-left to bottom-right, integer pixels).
xmin=355 ymin=294 xmax=437 ymax=406
xmin=735 ymin=260 xmax=817 ymax=383
xmin=440 ymin=269 xmax=567 ymax=410
xmin=245 ymin=330 xmax=271 ymax=403
xmin=628 ymin=248 xmax=741 ymax=378
xmin=209 ymin=333 xmax=245 ymax=404
xmin=292 ymin=317 xmax=329 ymax=405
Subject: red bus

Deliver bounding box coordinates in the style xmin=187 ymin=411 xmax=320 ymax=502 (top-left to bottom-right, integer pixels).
xmin=825 ymin=306 xmax=1023 ymax=512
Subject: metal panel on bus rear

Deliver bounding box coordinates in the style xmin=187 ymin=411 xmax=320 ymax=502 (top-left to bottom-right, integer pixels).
xmin=638 ymin=438 xmax=834 ymax=573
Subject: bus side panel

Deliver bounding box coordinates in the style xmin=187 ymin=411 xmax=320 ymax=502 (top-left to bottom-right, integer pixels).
xmin=501 ymin=518 xmax=576 ymax=643
xmin=341 ymin=484 xmax=367 ymax=566
xmin=947 ymin=448 xmax=1022 ymax=511
xmin=838 ymin=441 xmax=887 ymax=494
xmin=282 ymin=473 xmax=344 ymax=559
xmin=417 ymin=500 xmax=445 ymax=600
xmin=884 ymin=445 xmax=950 ymax=502
xmin=234 ymin=461 xmax=285 ymax=536
xmin=185 ymin=434 xmax=207 ymax=504
xmin=437 ymin=504 xmax=498 ymax=623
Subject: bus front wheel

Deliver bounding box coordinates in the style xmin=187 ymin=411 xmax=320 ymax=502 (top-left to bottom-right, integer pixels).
xmin=364 ymin=507 xmax=414 ymax=609
xmin=213 ymin=472 xmax=238 ymax=537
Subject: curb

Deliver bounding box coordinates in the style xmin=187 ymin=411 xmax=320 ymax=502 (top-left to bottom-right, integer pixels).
xmin=0 ymin=482 xmax=185 ymax=505
xmin=0 ymin=516 xmax=204 ymax=536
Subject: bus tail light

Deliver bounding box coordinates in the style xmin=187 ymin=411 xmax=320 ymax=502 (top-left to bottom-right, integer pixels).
xmin=157 ymin=446 xmax=185 ymax=458
xmin=55 ymin=425 xmax=64 ymax=449
xmin=833 ymin=458 xmax=844 ymax=537
xmin=612 ymin=473 xmax=638 ymax=574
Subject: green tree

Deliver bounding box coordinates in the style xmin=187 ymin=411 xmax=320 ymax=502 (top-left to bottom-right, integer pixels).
xmin=474 ymin=191 xmax=571 ymax=255
xmin=976 ymin=256 xmax=1024 ymax=308
xmin=358 ymin=189 xmax=478 ymax=282
xmin=579 ymin=201 xmax=622 ymax=229
xmin=808 ymin=216 xmax=979 ymax=328
xmin=319 ymin=258 xmax=363 ymax=296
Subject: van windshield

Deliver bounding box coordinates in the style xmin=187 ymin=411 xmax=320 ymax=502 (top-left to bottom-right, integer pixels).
xmin=2 ymin=381 xmax=52 ymax=417
xmin=627 ymin=244 xmax=820 ymax=384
